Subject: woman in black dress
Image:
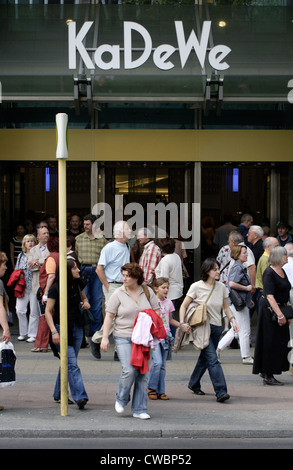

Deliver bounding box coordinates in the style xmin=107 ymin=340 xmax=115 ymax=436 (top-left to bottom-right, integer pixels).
xmin=253 ymin=246 xmax=291 ymax=385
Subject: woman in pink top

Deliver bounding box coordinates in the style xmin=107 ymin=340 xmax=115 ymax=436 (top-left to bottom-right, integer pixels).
xmin=148 ymin=278 xmax=190 ymax=400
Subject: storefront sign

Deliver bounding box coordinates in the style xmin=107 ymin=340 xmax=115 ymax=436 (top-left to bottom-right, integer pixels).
xmin=68 ymin=20 xmax=231 ymax=72
xmin=288 ymin=79 xmax=293 ymax=103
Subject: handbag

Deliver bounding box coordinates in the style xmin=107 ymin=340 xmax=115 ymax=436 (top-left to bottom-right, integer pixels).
xmin=0 ymin=341 xmax=16 ymax=388
xmin=271 ymin=304 xmax=293 ymax=322
xmin=189 ymin=283 xmax=215 ymax=327
xmin=229 ymin=266 xmax=250 ymax=311
xmin=229 ymin=288 xmax=246 ymax=311
xmin=78 ymin=305 xmax=94 ymax=326
xmin=77 ymin=285 xmax=94 ymax=325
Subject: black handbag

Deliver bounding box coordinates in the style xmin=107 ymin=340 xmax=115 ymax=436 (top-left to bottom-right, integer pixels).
xmin=229 ymin=288 xmax=246 ymax=311
xmin=78 ymin=304 xmax=94 ymax=325
xmin=271 ymin=304 xmax=293 ymax=322
xmin=77 ymin=285 xmax=94 ymax=325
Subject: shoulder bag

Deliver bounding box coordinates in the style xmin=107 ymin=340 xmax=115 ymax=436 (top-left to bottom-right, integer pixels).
xmin=189 ymin=282 xmax=215 ymax=328
xmin=229 ymin=288 xmax=246 ymax=311
xmin=229 ymin=265 xmax=249 ymax=311
xmin=0 ymin=341 xmax=16 ymax=388
xmin=142 ymin=283 xmax=151 ymax=302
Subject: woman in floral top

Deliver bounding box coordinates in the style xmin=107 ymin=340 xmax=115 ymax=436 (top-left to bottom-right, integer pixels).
xmin=15 ymin=234 xmax=38 ymax=341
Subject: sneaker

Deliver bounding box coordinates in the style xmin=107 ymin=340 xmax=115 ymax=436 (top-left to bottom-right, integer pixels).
xmin=242 ymin=356 xmax=254 ymax=364
xmin=17 ymin=335 xmax=26 ymax=341
xmin=133 ymin=412 xmax=151 ymax=420
xmin=26 ymin=337 xmax=35 ymax=343
xmin=88 ymin=336 xmax=101 ymax=360
xmin=115 ymin=401 xmax=124 ymax=414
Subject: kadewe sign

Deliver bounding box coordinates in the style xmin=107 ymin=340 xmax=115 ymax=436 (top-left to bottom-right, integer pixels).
xmin=68 ymin=20 xmax=231 ymax=72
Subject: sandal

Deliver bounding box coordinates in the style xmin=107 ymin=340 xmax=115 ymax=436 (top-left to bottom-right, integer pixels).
xmin=147 ymin=388 xmax=158 ymax=400
xmin=31 ymin=347 xmax=41 ymax=352
xmin=158 ymin=393 xmax=169 ymax=400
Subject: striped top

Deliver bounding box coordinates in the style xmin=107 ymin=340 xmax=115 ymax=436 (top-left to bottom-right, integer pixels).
xmin=139 ymin=240 xmax=161 ymax=285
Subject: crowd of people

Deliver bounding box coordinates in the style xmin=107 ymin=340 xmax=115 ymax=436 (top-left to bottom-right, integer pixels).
xmin=0 ymin=211 xmax=293 ymax=417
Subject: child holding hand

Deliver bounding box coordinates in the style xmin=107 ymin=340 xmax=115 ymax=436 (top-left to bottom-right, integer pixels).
xmin=148 ymin=277 xmax=190 ymax=400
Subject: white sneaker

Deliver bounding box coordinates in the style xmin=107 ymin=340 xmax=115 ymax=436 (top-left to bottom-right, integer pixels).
xmin=133 ymin=412 xmax=151 ymax=420
xmin=242 ymin=356 xmax=254 ymax=364
xmin=115 ymin=401 xmax=124 ymax=414
xmin=26 ymin=337 xmax=35 ymax=343
xmin=17 ymin=335 xmax=26 ymax=341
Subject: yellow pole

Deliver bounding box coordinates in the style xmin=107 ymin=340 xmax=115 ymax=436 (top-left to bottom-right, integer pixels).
xmin=56 ymin=113 xmax=68 ymax=417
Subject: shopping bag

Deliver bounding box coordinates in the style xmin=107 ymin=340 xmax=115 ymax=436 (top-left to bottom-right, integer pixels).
xmin=0 ymin=341 xmax=16 ymax=388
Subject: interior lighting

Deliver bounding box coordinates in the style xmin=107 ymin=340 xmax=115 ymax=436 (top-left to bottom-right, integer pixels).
xmin=218 ymin=21 xmax=227 ymax=28
xmin=232 ymin=168 xmax=239 ymax=193
xmin=46 ymin=168 xmax=50 ymax=192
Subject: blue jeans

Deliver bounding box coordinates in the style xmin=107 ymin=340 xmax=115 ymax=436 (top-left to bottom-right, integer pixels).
xmin=188 ymin=324 xmax=227 ymax=399
xmin=82 ymin=266 xmax=103 ymax=336
xmin=53 ymin=324 xmax=88 ymax=403
xmin=114 ymin=336 xmax=149 ymax=414
xmin=148 ymin=342 xmax=168 ymax=394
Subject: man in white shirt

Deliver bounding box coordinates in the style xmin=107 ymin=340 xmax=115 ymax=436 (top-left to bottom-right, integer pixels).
xmin=95 ymin=221 xmax=131 ymax=360
xmin=97 ymin=221 xmax=131 ymax=306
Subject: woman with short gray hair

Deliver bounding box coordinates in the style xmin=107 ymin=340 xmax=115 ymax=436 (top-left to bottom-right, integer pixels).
xmin=253 ymin=246 xmax=291 ymax=385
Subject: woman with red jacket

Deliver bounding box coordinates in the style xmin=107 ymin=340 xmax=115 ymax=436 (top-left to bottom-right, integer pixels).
xmin=101 ymin=263 xmax=161 ymax=420
xmin=14 ymin=234 xmax=37 ymax=341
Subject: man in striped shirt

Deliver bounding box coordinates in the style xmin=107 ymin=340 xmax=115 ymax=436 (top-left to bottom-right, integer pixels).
xmin=75 ymin=214 xmax=107 ymax=359
xmin=137 ymin=228 xmax=161 ymax=285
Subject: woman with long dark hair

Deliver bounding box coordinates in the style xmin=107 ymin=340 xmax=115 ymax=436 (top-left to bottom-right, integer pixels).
xmin=179 ymin=257 xmax=238 ymax=403
xmin=45 ymin=259 xmax=90 ymax=409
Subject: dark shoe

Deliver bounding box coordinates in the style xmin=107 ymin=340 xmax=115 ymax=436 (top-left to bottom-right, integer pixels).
xmin=77 ymin=399 xmax=87 ymax=410
xmin=88 ymin=337 xmax=101 ymax=359
xmin=188 ymin=386 xmax=205 ymax=395
xmin=217 ymin=393 xmax=230 ymax=403
xmin=263 ymin=376 xmax=284 ymax=386
xmin=54 ymin=398 xmax=74 ymax=405
xmin=114 ymin=351 xmax=119 ymax=361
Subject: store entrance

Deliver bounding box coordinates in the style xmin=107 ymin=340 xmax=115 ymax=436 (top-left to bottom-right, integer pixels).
xmin=104 ymin=162 xmax=188 ymax=228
